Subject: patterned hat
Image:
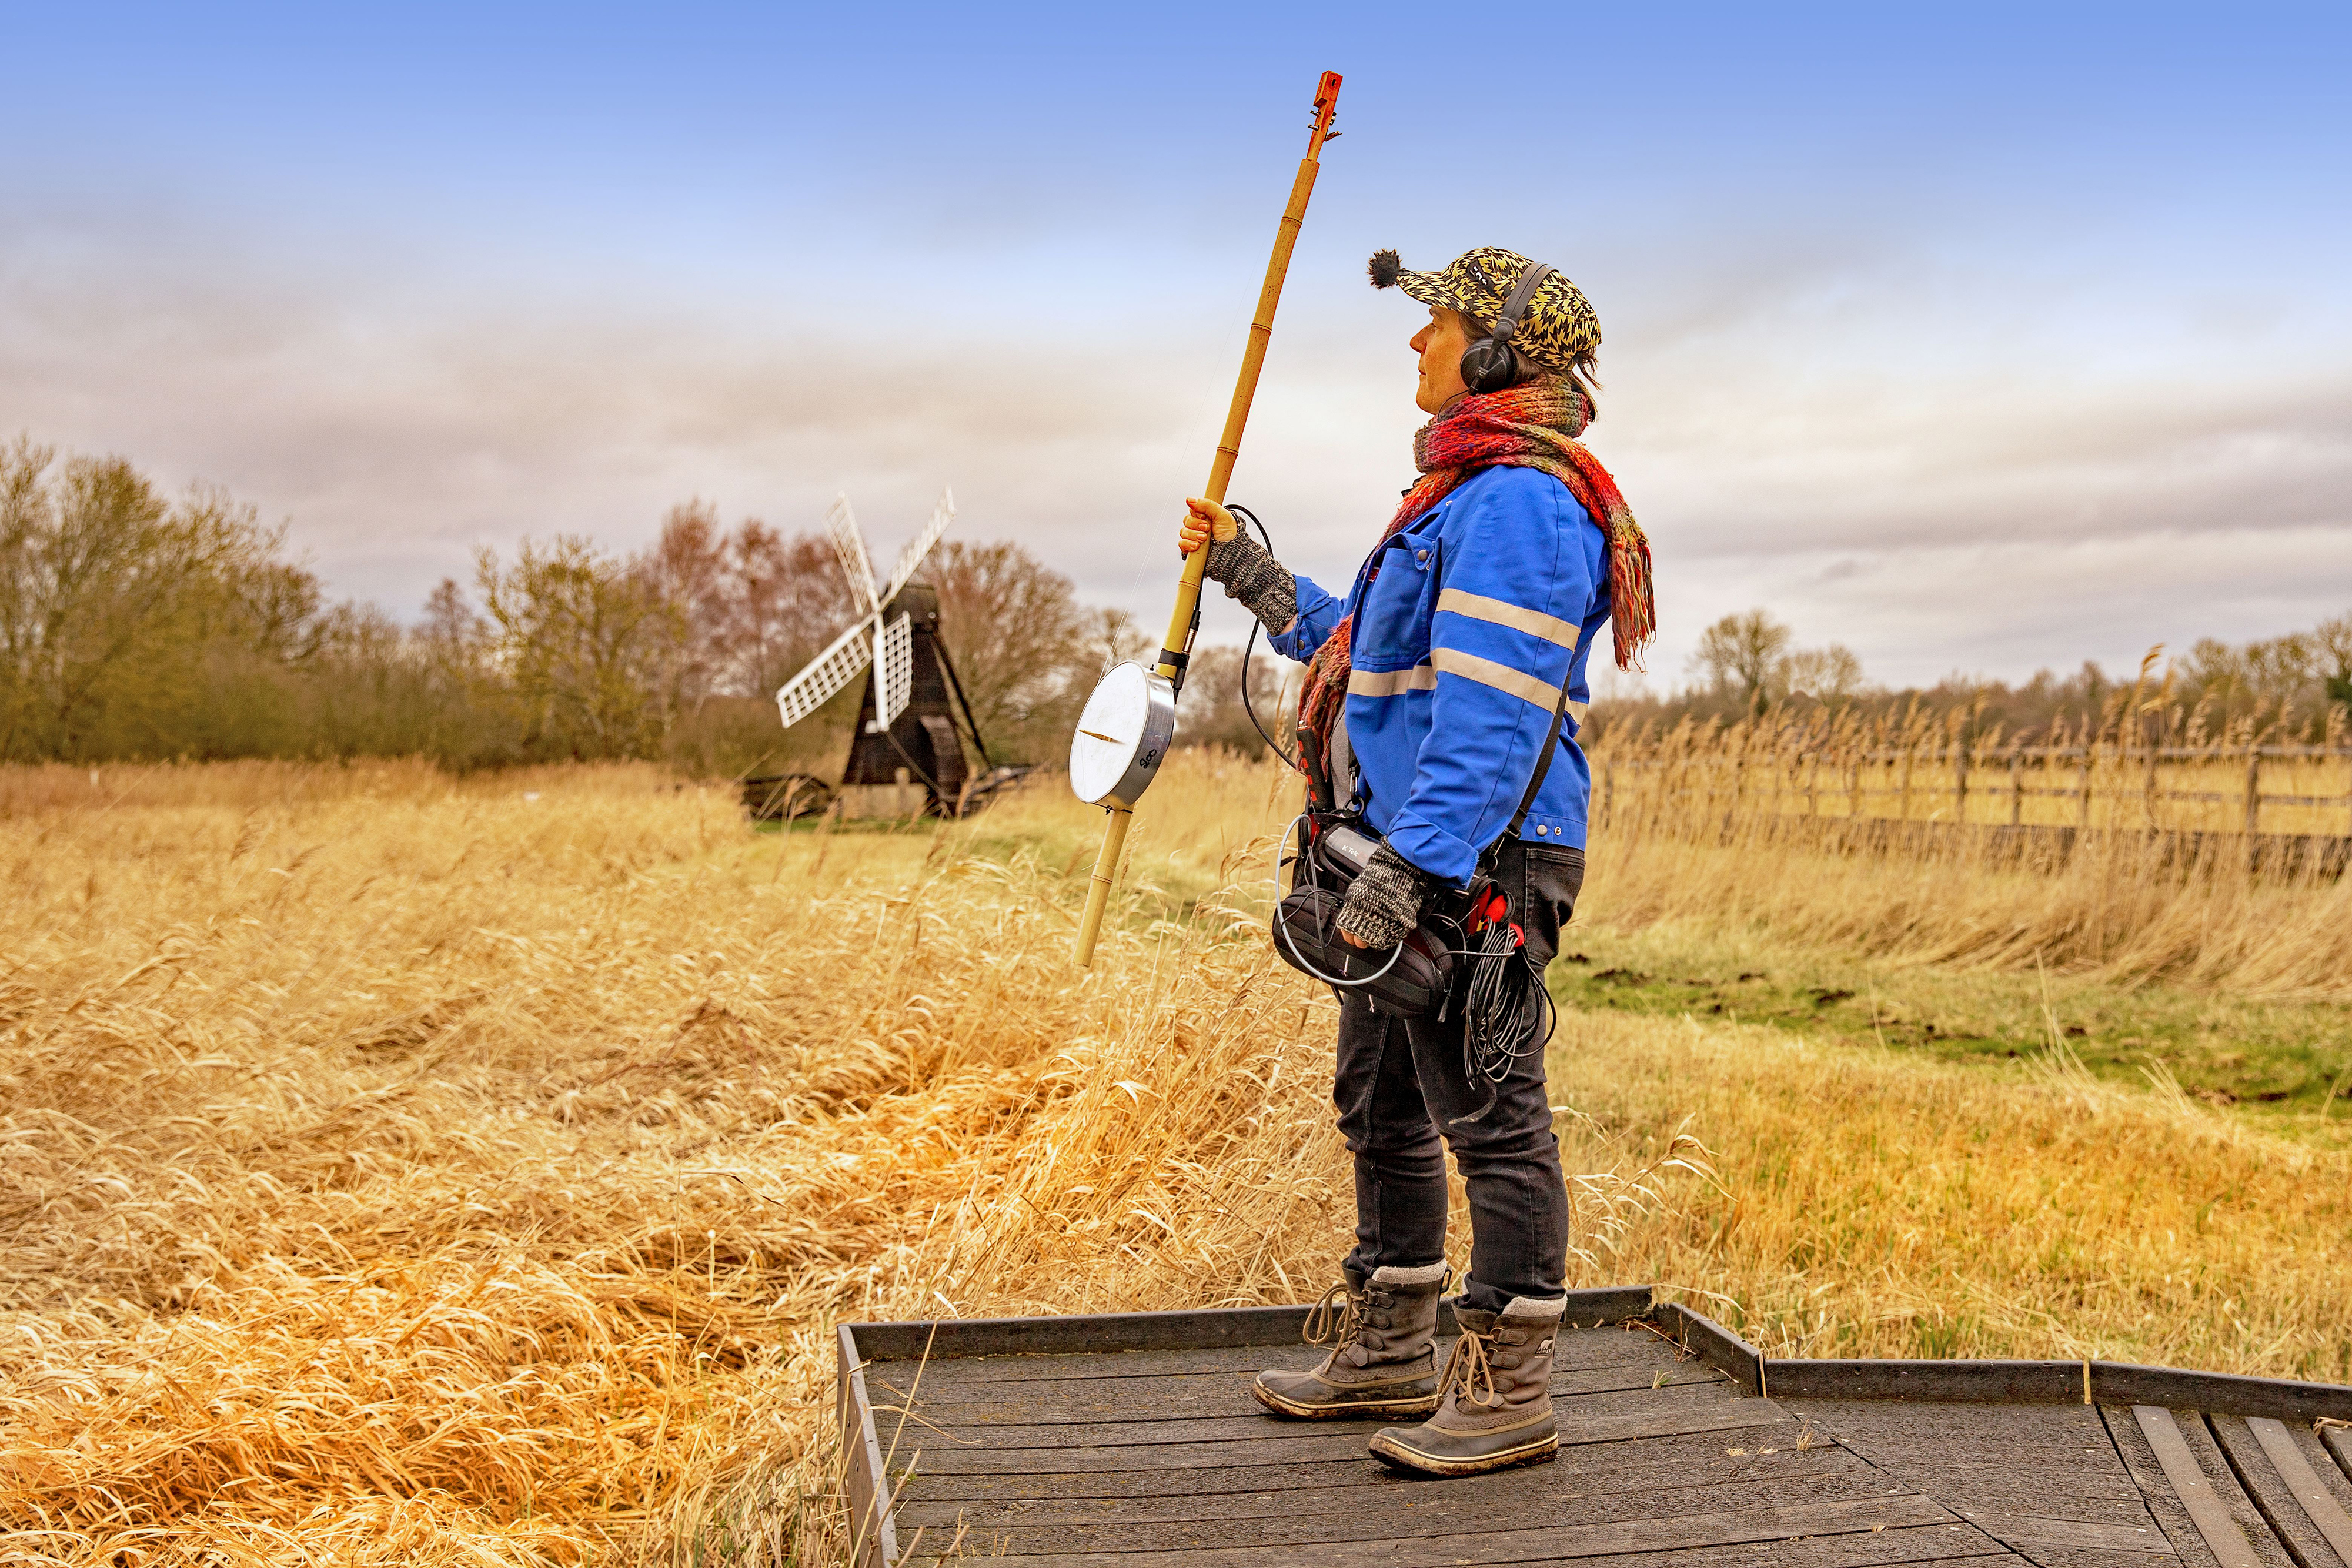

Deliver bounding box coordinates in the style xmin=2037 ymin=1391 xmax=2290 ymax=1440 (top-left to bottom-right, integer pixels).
xmin=1368 ymin=246 xmax=1600 ymax=371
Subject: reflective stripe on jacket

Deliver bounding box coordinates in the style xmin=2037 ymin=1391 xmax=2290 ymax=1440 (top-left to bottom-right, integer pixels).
xmin=1270 ymin=465 xmax=1610 ymax=885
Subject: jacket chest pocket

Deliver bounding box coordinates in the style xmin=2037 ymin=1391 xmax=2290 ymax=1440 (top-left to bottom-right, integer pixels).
xmin=1355 ymin=537 xmax=1439 ymax=666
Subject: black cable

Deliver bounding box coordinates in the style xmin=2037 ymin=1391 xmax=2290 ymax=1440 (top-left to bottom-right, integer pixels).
xmin=1222 ymin=504 xmax=1298 ymax=767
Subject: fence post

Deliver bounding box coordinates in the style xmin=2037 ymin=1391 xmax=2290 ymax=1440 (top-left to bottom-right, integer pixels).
xmin=1954 ymin=738 xmax=1969 ymax=823
xmin=2008 ymin=748 xmax=2023 ymax=826
xmin=2243 ymin=747 xmax=2261 ymax=837
xmin=2077 ymin=752 xmax=2092 ymax=828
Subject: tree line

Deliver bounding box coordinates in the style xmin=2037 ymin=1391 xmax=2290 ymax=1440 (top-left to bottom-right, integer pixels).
xmin=22 ymin=435 xmax=2333 ymax=774
xmin=0 ymin=438 xmax=1285 ymax=771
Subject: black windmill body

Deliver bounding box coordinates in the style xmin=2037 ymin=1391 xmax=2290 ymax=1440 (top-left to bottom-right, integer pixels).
xmin=840 ymin=581 xmax=983 ymax=807
xmin=767 ymin=492 xmax=1027 ymax=818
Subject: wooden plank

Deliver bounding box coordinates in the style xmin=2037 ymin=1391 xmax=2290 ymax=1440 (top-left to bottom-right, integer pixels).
xmin=900 ymin=1493 xmax=1959 ymax=1568
xmin=849 ymin=1286 xmax=1652 ymax=1362
xmin=1510 ymin=1526 xmax=2024 ymax=1568
xmin=895 ymin=1442 xmax=1868 ymax=1525
xmin=2243 ymin=1416 xmax=2352 ymax=1564
xmin=891 ymin=1396 xmax=1796 ymax=1476
xmin=875 ymin=1354 xmax=1722 ymax=1420
xmin=893 ymin=1425 xmax=1848 ymax=1505
xmin=837 ymin=1323 xmax=901 ymax=1568
xmin=1652 ymin=1300 xmax=1765 ymax=1396
xmin=2330 ymin=1426 xmax=2352 ymax=1486
xmin=897 ymin=1446 xmax=1877 ymax=1531
xmin=2098 ymin=1365 xmax=2352 ymax=1425
xmin=910 ymin=1470 xmax=1927 ymax=1557
xmin=2131 ymin=1406 xmax=2264 ymax=1568
xmin=871 ymin=1322 xmax=1685 ymax=1388
xmin=875 ymin=1363 xmax=1722 ymax=1439
xmin=1945 ymin=1508 xmax=2174 ymax=1555
xmin=894 ymin=1428 xmax=1385 ymax=1476
xmin=1783 ymin=1395 xmax=2173 ymax=1559
xmin=1783 ymin=1396 xmax=2146 ymax=1472
xmin=903 ymin=1524 xmax=2016 ymax=1568
xmin=1772 ymin=1360 xmax=2084 ymax=1405
xmin=881 ymin=1378 xmax=1768 ymax=1450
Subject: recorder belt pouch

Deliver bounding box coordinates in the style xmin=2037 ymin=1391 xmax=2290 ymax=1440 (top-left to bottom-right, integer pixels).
xmin=1271 ymin=676 xmax=1574 ymax=1018
xmin=1272 ymin=820 xmax=1461 ymax=1018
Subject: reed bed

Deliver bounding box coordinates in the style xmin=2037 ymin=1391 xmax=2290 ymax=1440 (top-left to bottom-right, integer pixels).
xmin=2 ymin=755 xmax=2347 ymax=1567
xmin=1591 ymin=660 xmax=2352 ymax=839
xmin=1588 ymin=703 xmax=2352 ymax=998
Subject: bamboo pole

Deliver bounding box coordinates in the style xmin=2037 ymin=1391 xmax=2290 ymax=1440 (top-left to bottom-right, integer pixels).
xmin=1073 ymin=71 xmax=1342 ymax=969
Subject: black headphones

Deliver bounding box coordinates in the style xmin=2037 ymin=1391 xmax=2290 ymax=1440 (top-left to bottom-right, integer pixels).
xmin=1457 ymin=260 xmax=1556 ymax=394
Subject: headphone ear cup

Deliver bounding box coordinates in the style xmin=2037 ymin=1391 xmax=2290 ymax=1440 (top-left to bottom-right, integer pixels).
xmin=1459 ymin=339 xmax=1509 ymax=394
xmin=1459 ymin=339 xmax=1522 ymax=394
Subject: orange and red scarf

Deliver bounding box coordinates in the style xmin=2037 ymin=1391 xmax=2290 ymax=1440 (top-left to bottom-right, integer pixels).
xmin=1298 ymin=382 xmax=1655 ymax=750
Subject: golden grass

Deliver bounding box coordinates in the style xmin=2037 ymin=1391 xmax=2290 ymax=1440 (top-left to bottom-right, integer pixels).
xmin=2 ymin=753 xmax=2347 ymax=1567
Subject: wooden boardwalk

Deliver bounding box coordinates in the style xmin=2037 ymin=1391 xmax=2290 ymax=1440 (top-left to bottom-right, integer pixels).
xmin=837 ymin=1291 xmax=2352 ymax=1568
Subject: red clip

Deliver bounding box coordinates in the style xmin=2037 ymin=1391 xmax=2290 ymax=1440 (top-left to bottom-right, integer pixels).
xmin=1508 ymin=922 xmax=1525 ymax=948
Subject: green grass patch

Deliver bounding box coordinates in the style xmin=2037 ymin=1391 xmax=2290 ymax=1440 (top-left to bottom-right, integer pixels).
xmin=1549 ymin=917 xmax=2352 ymax=1132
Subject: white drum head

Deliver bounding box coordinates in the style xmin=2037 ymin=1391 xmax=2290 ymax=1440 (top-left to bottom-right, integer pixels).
xmin=1069 ymin=662 xmax=1177 ymax=808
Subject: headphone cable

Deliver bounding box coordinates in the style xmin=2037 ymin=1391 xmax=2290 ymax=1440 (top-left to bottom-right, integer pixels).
xmin=1223 ymin=503 xmax=1298 ymax=769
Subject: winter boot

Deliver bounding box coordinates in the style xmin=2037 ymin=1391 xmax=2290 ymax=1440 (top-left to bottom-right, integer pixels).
xmin=1368 ymin=1294 xmax=1565 ymax=1475
xmin=1252 ymin=1263 xmax=1448 ymax=1420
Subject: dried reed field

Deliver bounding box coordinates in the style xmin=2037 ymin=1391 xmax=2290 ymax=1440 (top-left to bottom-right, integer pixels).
xmin=1588 ymin=712 xmax=2352 ymax=998
xmin=4 ymin=755 xmax=2348 ymax=1566
xmin=1591 ymin=703 xmax=2352 ymax=838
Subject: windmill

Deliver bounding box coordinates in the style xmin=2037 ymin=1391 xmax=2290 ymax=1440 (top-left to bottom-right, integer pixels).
xmin=769 ymin=489 xmax=1013 ymax=818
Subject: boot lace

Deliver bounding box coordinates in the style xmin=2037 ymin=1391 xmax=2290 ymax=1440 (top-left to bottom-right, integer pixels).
xmin=1434 ymin=1323 xmax=1500 ymax=1409
xmin=1302 ymin=1282 xmax=1362 ymax=1348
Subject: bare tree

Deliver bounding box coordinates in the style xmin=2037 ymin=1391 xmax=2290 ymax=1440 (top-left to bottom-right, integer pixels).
xmin=477 ymin=536 xmax=681 ymax=758
xmin=0 ymin=439 xmax=325 ymax=760
xmin=1690 ymin=610 xmax=1794 ymax=715
xmin=928 ymin=539 xmax=1083 ymax=759
xmin=1779 ymin=644 xmax=1866 ymax=703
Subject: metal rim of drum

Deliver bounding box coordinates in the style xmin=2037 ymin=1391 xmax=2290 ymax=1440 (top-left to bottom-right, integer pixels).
xmin=1068 ymin=663 xmax=1177 ymax=809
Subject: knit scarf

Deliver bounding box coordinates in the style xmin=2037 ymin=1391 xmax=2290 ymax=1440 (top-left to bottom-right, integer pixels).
xmin=1297 ymin=380 xmax=1655 ymax=754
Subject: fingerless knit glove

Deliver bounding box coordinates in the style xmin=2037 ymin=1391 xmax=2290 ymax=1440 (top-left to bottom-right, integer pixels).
xmin=1335 ymin=844 xmax=1429 ymax=950
xmin=1204 ymin=532 xmax=1297 ymax=635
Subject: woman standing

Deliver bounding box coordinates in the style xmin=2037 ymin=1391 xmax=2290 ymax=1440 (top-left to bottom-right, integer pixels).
xmin=1177 ymin=246 xmax=1653 ymax=1477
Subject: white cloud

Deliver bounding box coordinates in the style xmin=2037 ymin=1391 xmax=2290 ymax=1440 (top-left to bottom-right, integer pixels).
xmin=4 ymin=213 xmax=2346 ymax=699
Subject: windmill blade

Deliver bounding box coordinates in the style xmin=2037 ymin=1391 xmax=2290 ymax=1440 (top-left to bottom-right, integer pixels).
xmin=776 ymin=616 xmax=876 ymax=729
xmin=826 ymin=494 xmax=880 ymax=618
xmin=876 ymin=611 xmax=914 ymax=732
xmin=883 ymin=486 xmax=956 ymax=607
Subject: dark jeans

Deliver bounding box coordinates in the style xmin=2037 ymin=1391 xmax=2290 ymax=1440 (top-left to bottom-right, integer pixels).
xmin=1333 ymin=839 xmax=1585 ymax=1314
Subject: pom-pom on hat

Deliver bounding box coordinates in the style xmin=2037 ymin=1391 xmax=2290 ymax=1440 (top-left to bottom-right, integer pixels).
xmin=1369 ymin=246 xmax=1601 ymax=372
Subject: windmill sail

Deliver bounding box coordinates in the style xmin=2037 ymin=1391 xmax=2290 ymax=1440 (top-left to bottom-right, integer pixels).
xmin=777 ymin=618 xmax=875 ymax=729
xmin=883 ymin=488 xmax=956 ymax=607
xmin=876 ymin=611 xmax=915 ymax=731
xmin=826 ymin=494 xmax=879 ymax=618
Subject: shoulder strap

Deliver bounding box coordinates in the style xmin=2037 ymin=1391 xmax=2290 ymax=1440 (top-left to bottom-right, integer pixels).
xmin=1501 ymin=674 xmax=1575 ymax=846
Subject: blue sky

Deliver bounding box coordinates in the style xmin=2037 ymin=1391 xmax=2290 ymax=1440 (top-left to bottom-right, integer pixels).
xmin=4 ymin=2 xmax=2348 ymax=690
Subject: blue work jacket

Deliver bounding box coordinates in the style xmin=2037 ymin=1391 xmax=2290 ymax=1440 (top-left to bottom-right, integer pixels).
xmin=1271 ymin=465 xmax=1609 ymax=887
